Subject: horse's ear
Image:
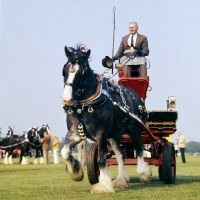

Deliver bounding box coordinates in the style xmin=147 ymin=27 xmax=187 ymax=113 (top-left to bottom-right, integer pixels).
xmin=86 ymin=49 xmax=91 ymax=58
xmin=62 ymin=64 xmax=67 ymax=76
xmin=65 ymin=46 xmax=71 ymax=57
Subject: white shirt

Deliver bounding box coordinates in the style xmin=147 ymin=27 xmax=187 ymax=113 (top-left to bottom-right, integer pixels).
xmin=128 ymin=33 xmax=137 ymax=47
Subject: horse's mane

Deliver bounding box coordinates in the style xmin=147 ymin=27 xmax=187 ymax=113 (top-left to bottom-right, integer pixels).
xmin=68 ymin=43 xmax=91 ymax=62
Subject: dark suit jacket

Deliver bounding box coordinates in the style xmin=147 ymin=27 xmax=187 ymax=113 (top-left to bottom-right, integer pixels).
xmin=114 ymin=33 xmax=149 ymax=59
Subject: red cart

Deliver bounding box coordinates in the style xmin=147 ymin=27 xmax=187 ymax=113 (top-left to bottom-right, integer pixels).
xmin=87 ymin=67 xmax=178 ymax=185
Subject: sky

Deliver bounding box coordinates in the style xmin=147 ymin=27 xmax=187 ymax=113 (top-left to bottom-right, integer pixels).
xmin=1 ymin=1 xmax=200 ymax=143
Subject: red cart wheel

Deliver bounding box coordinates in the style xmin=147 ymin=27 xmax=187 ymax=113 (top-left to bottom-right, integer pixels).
xmin=162 ymin=143 xmax=176 ymax=184
xmin=87 ymin=143 xmax=99 ymax=185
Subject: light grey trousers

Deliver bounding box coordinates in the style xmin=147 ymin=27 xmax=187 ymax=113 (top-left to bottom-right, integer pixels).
xmin=43 ymin=150 xmax=50 ymax=164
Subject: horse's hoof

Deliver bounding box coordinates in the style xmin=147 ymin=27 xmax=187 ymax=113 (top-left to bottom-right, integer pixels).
xmin=66 ymin=162 xmax=84 ymax=181
xmin=68 ymin=169 xmax=84 ymax=181
xmin=113 ymin=177 xmax=128 ymax=188
xmin=91 ymin=183 xmax=115 ymax=194
xmin=33 ymin=159 xmax=38 ymax=164
xmin=138 ymin=170 xmax=152 ymax=183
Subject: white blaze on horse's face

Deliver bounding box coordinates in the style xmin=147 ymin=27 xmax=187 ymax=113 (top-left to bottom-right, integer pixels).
xmin=62 ymin=63 xmax=80 ymax=105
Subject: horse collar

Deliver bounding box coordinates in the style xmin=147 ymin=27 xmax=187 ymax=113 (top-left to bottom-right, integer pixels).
xmin=63 ymin=73 xmax=109 ymax=114
xmin=72 ymin=73 xmax=106 ymax=104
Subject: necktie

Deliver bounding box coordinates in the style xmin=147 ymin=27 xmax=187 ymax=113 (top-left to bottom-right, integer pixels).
xmin=131 ymin=35 xmax=134 ymax=49
xmin=131 ymin=35 xmax=134 ymax=47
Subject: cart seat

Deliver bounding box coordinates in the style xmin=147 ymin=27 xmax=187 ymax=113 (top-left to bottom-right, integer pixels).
xmin=118 ymin=77 xmax=149 ymax=100
xmin=118 ymin=68 xmax=139 ymax=78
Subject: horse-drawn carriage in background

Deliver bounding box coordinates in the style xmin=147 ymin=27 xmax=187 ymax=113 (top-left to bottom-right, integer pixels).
xmin=87 ymin=57 xmax=178 ymax=185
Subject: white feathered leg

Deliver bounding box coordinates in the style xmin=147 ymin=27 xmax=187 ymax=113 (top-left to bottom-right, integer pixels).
xmin=109 ymin=138 xmax=130 ymax=188
xmin=25 ymin=157 xmax=29 ymax=164
xmin=21 ymin=156 xmax=29 ymax=165
xmin=137 ymin=156 xmax=152 ymax=182
xmin=33 ymin=158 xmax=39 ymax=164
xmin=8 ymin=155 xmax=13 ymax=164
xmin=3 ymin=152 xmax=9 ymax=164
xmin=39 ymin=157 xmax=44 ymax=164
xmin=61 ymin=144 xmax=84 ymax=181
xmin=90 ymin=168 xmax=115 ymax=194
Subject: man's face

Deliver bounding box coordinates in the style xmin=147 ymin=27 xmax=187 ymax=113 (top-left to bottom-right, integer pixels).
xmin=129 ymin=23 xmax=138 ymax=35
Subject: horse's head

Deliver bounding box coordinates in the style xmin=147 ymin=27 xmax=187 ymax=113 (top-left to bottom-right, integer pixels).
xmin=38 ymin=124 xmax=50 ymax=138
xmin=61 ymin=44 xmax=91 ymax=106
xmin=26 ymin=126 xmax=38 ymax=139
xmin=7 ymin=126 xmax=14 ymax=137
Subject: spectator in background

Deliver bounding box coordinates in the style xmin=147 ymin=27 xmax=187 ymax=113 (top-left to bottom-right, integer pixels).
xmin=39 ymin=131 xmax=51 ymax=164
xmin=177 ymin=132 xmax=186 ymax=163
xmin=51 ymin=136 xmax=60 ymax=164
xmin=174 ymin=142 xmax=179 ymax=157
xmin=77 ymin=139 xmax=87 ymax=166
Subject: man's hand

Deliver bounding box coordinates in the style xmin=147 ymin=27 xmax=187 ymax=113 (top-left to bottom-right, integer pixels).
xmin=136 ymin=49 xmax=143 ymax=56
xmin=112 ymin=56 xmax=117 ymax=61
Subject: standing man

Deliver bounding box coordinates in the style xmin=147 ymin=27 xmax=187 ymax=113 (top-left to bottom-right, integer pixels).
xmin=39 ymin=131 xmax=51 ymax=164
xmin=113 ymin=22 xmax=149 ymax=78
xmin=52 ymin=136 xmax=60 ymax=164
xmin=177 ymin=132 xmax=186 ymax=163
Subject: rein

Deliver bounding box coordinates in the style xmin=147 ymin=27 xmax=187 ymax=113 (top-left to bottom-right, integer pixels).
xmin=0 ymin=139 xmax=42 ymax=149
xmin=64 ymin=80 xmax=102 ymax=96
xmin=104 ymin=50 xmax=138 ymax=79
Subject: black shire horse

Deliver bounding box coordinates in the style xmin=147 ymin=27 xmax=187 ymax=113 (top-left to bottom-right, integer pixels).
xmin=32 ymin=124 xmax=51 ymax=164
xmin=19 ymin=126 xmax=40 ymax=164
xmin=2 ymin=126 xmax=28 ymax=164
xmin=61 ymin=45 xmax=152 ymax=194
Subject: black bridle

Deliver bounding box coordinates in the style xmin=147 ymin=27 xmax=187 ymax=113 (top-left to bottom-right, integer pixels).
xmin=64 ymin=80 xmax=102 ymax=96
xmin=64 ymin=62 xmax=102 ymax=96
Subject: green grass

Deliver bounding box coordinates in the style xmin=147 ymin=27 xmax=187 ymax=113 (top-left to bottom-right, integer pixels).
xmin=0 ymin=155 xmax=200 ymax=200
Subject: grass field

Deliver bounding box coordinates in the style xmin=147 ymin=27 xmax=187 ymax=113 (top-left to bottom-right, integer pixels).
xmin=0 ymin=155 xmax=200 ymax=200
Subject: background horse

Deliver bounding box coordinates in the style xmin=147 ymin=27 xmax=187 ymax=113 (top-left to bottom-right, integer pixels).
xmin=61 ymin=45 xmax=152 ymax=193
xmin=32 ymin=124 xmax=50 ymax=164
xmin=18 ymin=126 xmax=39 ymax=164
xmin=2 ymin=126 xmax=28 ymax=164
